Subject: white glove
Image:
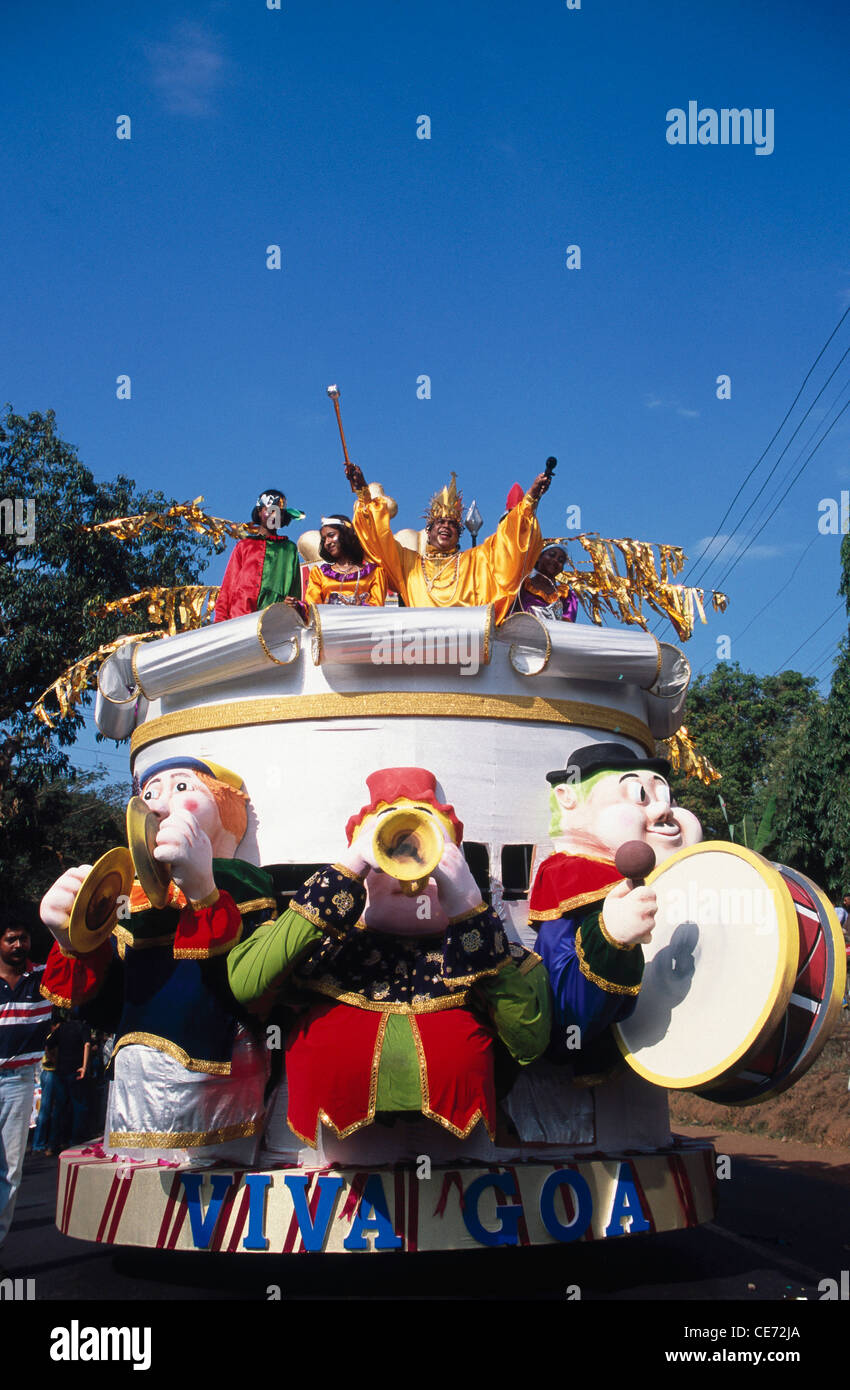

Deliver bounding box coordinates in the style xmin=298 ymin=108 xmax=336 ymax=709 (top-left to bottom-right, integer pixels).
xmin=153 ymin=809 xmax=215 ymax=902
xmin=601 ymin=878 xmax=658 ymax=946
xmin=430 ymin=843 xmax=483 ymax=920
xmin=40 ymin=865 xmax=92 ymax=945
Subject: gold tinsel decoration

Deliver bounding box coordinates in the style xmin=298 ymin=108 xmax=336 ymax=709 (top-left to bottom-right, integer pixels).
xmin=85 ymin=496 xmax=256 ymax=545
xmin=658 ymin=725 xmax=722 ymax=786
xmin=32 ymin=633 xmax=158 ymax=729
xmin=32 ymin=587 xmax=219 ymax=725
xmin=543 ymin=533 xmax=727 ymax=641
xmin=90 ymin=585 xmax=219 ymax=635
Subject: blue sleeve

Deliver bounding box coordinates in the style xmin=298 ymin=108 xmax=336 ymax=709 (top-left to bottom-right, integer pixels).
xmin=535 ymin=911 xmax=638 ymax=1054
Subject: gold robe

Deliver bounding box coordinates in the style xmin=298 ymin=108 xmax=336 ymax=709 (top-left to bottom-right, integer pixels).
xmin=353 ymin=489 xmax=543 ymax=624
xmin=304 ymin=559 xmax=387 ymax=607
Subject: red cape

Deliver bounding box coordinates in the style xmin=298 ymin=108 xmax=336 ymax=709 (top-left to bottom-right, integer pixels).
xmin=528 ymin=851 xmax=622 ymax=923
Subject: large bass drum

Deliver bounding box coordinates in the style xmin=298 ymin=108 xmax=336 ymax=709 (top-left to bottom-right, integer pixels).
xmin=614 ymin=842 xmax=846 ymax=1104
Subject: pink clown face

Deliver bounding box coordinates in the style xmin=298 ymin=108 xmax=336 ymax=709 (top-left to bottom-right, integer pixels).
xmin=140 ymin=768 xmax=227 ymax=853
xmin=557 ymin=768 xmax=702 ymax=866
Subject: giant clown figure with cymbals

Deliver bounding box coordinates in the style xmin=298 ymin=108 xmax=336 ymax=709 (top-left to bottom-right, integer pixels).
xmin=39 ymin=758 xmax=277 ymax=1165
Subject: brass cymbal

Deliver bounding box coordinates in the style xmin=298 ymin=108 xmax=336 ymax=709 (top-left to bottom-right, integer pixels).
xmin=126 ymin=795 xmax=171 ymax=909
xmin=67 ymin=848 xmax=134 ymax=955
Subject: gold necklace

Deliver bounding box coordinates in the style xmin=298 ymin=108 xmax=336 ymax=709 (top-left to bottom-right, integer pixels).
xmin=420 ymin=549 xmax=462 ymax=602
xmin=328 ymin=560 xmax=363 ymax=604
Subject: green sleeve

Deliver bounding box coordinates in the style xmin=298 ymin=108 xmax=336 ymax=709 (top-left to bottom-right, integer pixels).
xmin=227 ymin=908 xmax=321 ymax=1009
xmin=475 ymin=958 xmax=552 ymax=1065
xmin=227 ymin=863 xmax=366 ymax=1011
xmin=576 ymin=908 xmax=644 ymax=994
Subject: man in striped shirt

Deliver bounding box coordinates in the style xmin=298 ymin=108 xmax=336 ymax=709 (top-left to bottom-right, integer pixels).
xmin=0 ymin=925 xmax=52 ymax=1261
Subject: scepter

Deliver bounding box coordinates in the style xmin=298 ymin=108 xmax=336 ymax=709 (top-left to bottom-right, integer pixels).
xmin=326 ymin=384 xmax=352 ymax=466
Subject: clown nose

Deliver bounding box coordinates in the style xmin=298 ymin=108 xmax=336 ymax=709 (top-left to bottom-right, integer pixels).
xmin=615 ymin=840 xmax=656 ymax=885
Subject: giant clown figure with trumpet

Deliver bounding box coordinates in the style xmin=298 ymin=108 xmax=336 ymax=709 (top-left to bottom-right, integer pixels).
xmin=227 ymin=767 xmax=552 ymax=1155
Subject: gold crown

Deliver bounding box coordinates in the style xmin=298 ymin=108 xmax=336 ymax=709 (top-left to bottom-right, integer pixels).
xmin=425 ymin=472 xmax=463 ymax=525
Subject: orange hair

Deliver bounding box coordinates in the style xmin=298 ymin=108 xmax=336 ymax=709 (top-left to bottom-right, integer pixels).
xmin=197 ymin=771 xmax=249 ymax=844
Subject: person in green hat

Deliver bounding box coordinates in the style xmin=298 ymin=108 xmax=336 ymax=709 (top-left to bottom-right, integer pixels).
xmin=214 ymin=488 xmax=305 ymax=621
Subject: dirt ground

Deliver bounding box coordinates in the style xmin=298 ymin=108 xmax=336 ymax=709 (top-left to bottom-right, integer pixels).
xmin=667 ymin=1012 xmax=850 ymax=1149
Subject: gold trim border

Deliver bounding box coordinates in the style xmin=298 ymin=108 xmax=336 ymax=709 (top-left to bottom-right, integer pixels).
xmin=481 ymin=605 xmax=494 ymax=666
xmin=651 ymin=634 xmax=663 ymax=687
xmin=130 ymin=693 xmax=654 ymax=761
xmin=257 ymin=605 xmax=300 ymax=668
xmin=309 ymin=602 xmax=323 ymax=664
xmin=108 ymin=1117 xmax=262 ymax=1148
xmin=111 ymin=1032 xmax=233 ymax=1075
xmin=614 ymin=841 xmax=800 ymax=1089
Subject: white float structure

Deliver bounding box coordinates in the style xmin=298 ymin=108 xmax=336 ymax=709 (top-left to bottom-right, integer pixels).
xmin=60 ymin=604 xmax=725 ymax=1254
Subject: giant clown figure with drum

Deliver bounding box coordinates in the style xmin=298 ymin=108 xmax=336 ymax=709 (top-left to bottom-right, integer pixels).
xmin=529 ymin=743 xmax=702 ymax=1072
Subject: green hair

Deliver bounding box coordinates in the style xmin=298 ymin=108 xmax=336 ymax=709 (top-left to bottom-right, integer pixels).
xmin=547 ymin=768 xmax=621 ymax=836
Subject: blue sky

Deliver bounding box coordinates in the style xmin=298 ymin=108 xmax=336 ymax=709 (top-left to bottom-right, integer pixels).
xmin=3 ymin=0 xmax=850 ymax=780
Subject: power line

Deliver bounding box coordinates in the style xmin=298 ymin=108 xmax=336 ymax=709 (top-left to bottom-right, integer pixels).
xmin=772 ymin=601 xmax=844 ymax=675
xmin=679 ymin=301 xmax=850 ymax=593
xmin=694 ymin=536 xmax=819 ymax=677
xmin=685 ymin=343 xmax=850 ymax=594
xmin=713 ymin=396 xmax=850 ymax=593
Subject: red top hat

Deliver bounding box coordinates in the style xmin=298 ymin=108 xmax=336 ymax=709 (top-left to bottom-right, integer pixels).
xmin=345 ymin=768 xmax=463 ymax=846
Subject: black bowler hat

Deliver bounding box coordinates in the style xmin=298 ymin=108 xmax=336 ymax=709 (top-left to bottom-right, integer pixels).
xmin=546 ymin=742 xmax=671 ymax=786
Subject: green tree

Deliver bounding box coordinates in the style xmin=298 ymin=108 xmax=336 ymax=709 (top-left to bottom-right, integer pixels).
xmin=4 ymin=772 xmax=126 ymax=948
xmin=673 ymin=662 xmax=820 ymax=842
xmin=770 ymin=534 xmax=850 ymax=895
xmin=0 ymin=405 xmax=220 ymax=909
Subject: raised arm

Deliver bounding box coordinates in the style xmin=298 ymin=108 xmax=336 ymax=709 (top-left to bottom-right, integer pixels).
xmin=347 ymin=465 xmax=415 ymax=599
xmin=479 ymin=474 xmax=550 ymax=605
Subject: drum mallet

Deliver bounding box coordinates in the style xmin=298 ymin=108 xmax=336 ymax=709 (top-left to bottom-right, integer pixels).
xmin=615 ymin=840 xmax=656 ymax=887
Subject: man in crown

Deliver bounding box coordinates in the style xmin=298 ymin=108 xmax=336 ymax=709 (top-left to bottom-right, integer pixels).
xmin=227 ymin=768 xmax=551 ymax=1156
xmin=344 ymin=464 xmax=551 ymax=623
xmin=38 ymin=758 xmax=277 ymax=1164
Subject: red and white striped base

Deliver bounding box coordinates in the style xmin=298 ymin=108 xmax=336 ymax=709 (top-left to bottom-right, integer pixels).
xmin=56 ymin=1140 xmax=717 ymax=1253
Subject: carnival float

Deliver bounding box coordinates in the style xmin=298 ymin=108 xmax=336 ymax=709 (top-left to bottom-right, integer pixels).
xmin=33 ymin=391 xmax=846 ymax=1256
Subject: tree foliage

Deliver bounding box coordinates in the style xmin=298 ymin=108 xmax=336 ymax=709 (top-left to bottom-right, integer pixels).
xmin=672 ymin=662 xmax=821 ymax=842
xmin=3 ymin=773 xmax=126 ymax=945
xmin=0 ymin=405 xmax=220 ymax=909
xmin=769 ymin=535 xmax=850 ymax=895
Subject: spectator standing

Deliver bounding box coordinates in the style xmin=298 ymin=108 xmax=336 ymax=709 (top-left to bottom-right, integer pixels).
xmin=31 ymin=1020 xmax=59 ymax=1153
xmin=48 ymin=1014 xmax=92 ymax=1152
xmin=0 ymin=925 xmax=52 ymax=1264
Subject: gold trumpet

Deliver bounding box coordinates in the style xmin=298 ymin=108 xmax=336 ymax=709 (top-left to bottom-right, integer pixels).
xmin=372 ymin=808 xmax=444 ymax=896
xmin=66 ymin=798 xmax=172 ymax=955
